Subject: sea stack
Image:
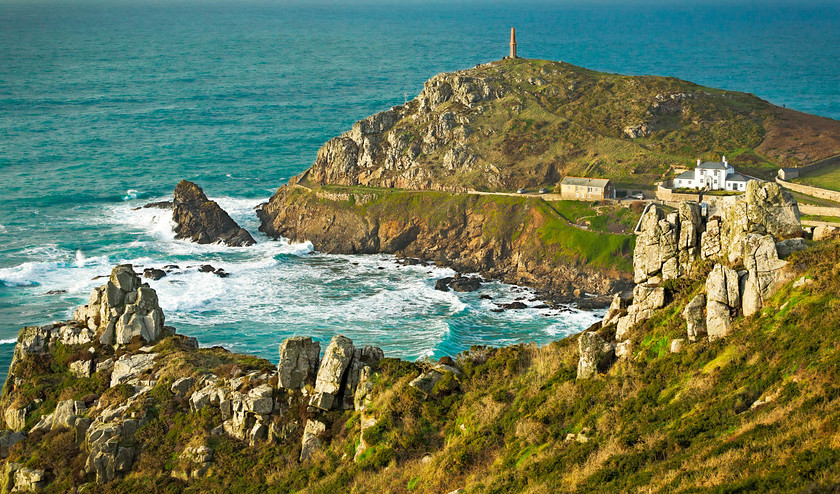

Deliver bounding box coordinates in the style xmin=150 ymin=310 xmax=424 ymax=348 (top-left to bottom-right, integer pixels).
xmin=172 ymin=180 xmax=256 ymax=247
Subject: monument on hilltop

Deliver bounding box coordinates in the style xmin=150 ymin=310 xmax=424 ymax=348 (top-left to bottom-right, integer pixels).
xmin=510 ymin=27 xmax=518 ymax=58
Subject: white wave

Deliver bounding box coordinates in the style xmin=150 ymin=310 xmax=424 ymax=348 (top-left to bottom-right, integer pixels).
xmin=123 ymin=189 xmax=140 ymax=201
xmin=0 ymin=224 xmax=6 ymax=233
xmin=0 ymin=339 xmax=16 ymax=345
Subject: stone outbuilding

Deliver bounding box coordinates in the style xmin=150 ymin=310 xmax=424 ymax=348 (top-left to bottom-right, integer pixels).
xmin=559 ymin=177 xmax=615 ymax=200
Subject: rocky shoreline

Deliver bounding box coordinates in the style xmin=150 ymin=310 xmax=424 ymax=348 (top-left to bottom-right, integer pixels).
xmin=256 ymin=186 xmax=632 ymax=308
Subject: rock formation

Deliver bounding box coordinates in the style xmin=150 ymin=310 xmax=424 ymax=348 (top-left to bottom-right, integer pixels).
xmin=73 ymin=264 xmax=166 ymax=346
xmin=277 ymin=337 xmax=321 ymax=390
xmin=576 ymin=332 xmax=615 ymax=379
xmin=172 ymin=180 xmax=256 ymax=247
xmin=605 ymin=181 xmax=803 ymax=345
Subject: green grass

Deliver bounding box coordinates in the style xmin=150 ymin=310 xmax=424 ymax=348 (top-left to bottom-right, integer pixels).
xmin=794 ymin=163 xmax=840 ymax=192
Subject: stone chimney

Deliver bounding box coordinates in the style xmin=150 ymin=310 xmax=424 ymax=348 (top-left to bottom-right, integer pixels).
xmin=510 ymin=28 xmax=517 ymax=59
xmin=697 ymin=158 xmax=701 ymax=166
xmin=722 ymin=155 xmax=727 ymax=165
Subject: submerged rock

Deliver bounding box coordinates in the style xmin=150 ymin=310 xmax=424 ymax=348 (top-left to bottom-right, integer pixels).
xmin=172 ymin=180 xmax=256 ymax=247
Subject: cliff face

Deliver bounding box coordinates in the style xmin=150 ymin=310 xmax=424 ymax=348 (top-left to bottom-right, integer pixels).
xmin=296 ymin=58 xmax=840 ymax=192
xmin=258 ymin=185 xmax=635 ymax=299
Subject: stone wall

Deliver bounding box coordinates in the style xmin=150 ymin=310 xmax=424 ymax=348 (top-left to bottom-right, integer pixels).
xmin=776 ymin=178 xmax=840 ymax=203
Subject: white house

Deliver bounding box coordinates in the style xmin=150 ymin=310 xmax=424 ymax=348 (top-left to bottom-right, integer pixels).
xmin=673 ymin=156 xmax=750 ymax=192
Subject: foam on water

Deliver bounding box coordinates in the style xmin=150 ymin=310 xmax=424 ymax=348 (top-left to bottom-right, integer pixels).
xmin=0 ymin=192 xmax=601 ymax=363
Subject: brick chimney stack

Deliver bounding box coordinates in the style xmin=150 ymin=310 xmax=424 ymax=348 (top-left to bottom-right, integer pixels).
xmin=510 ymin=28 xmax=517 ymax=59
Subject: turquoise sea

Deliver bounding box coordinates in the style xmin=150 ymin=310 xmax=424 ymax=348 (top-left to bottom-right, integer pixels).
xmin=1 ymin=0 xmax=838 ymax=375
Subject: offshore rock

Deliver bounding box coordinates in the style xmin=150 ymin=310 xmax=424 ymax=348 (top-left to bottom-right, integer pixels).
xmin=172 ymin=180 xmax=256 ymax=247
xmin=576 ymin=332 xmax=615 ymax=380
xmin=309 ymin=336 xmax=354 ymax=411
xmin=277 ymin=337 xmax=321 ymax=390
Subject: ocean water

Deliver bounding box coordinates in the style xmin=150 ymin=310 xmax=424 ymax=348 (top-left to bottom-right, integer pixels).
xmin=1 ymin=0 xmax=838 ymax=375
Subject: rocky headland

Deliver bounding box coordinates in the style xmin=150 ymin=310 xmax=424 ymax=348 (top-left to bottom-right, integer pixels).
xmin=255 ymin=57 xmax=840 ymax=303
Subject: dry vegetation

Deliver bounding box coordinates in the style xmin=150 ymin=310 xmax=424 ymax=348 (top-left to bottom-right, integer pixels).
xmin=3 ymin=241 xmax=840 ymax=492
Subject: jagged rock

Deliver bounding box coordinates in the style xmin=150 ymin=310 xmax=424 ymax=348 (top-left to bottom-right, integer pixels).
xmin=623 ymin=123 xmax=651 ymax=138
xmin=299 ymin=419 xmax=326 ymax=462
xmin=775 ymin=238 xmax=807 ymax=259
xmin=309 ymin=335 xmax=354 ymax=410
xmin=69 ymin=359 xmax=94 ymax=378
xmin=705 ymin=264 xmax=741 ymax=339
xmin=0 ymin=431 xmax=25 ymax=459
xmin=4 ymin=407 xmax=27 ymax=434
xmin=110 ymin=353 xmax=158 ymax=388
xmin=246 ymin=385 xmax=274 ymax=415
xmin=731 ymin=181 xmax=801 ymax=238
xmin=73 ymin=265 xmax=166 ymax=347
xmin=276 ymin=337 xmax=321 ymax=390
xmin=701 ymin=217 xmax=722 ymax=259
xmin=741 ymin=234 xmax=788 ymax=316
xmin=170 ymin=377 xmax=195 ymax=396
xmin=576 ymin=332 xmax=615 ymax=379
xmin=340 ymin=346 xmax=385 ymax=409
xmin=793 ymin=276 xmax=814 ymax=289
xmin=85 ymin=420 xmax=136 ymax=484
xmin=683 ymin=292 xmax=707 ymax=342
xmin=614 ymin=283 xmax=665 ymax=340
xmin=172 ymin=180 xmax=256 ymax=247
xmin=615 ymin=340 xmax=634 ymax=359
xmin=8 ymin=326 xmax=51 ymax=375
xmin=189 ymin=383 xmax=225 ymax=413
xmin=408 ymin=364 xmax=462 ymax=397
xmin=30 ymin=400 xmax=87 ymax=434
xmin=813 ymin=225 xmax=840 ymax=242
xmin=173 ymin=445 xmax=214 ymax=480
xmin=670 ymin=339 xmax=685 ymax=353
xmin=4 ymin=464 xmax=46 ymax=492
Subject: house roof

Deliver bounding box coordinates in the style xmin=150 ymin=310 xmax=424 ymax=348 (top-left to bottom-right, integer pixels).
xmin=560 ymin=177 xmax=611 ymax=188
xmin=676 ymin=171 xmax=695 ymax=180
xmin=727 ymin=173 xmax=748 ymax=183
xmin=697 ymin=161 xmax=728 ymax=170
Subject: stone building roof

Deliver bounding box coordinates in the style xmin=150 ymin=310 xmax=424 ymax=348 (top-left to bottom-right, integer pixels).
xmin=560 ymin=177 xmax=611 ymax=188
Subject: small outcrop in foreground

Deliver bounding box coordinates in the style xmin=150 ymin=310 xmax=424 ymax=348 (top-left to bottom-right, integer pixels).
xmin=172 ymin=180 xmax=256 ymax=247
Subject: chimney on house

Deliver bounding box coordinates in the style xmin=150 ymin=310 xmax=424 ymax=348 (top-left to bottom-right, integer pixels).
xmin=722 ymin=155 xmax=727 ymax=165
xmin=697 ymin=158 xmax=701 ymax=166
xmin=510 ymin=28 xmax=517 ymax=59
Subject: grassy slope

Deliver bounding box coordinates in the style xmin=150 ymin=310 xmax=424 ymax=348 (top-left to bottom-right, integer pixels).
xmin=4 ymin=243 xmax=840 ymax=492
xmin=284 ymin=240 xmax=840 ymax=494
xmin=370 ymin=59 xmax=840 ymax=190
xmin=311 ymin=185 xmax=637 ymax=274
xmin=794 ymin=165 xmax=840 ymax=193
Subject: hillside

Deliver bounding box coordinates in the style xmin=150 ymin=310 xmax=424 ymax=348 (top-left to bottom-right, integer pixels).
xmin=1 ymin=213 xmax=839 ymax=491
xmin=297 ymin=58 xmax=840 ymax=191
